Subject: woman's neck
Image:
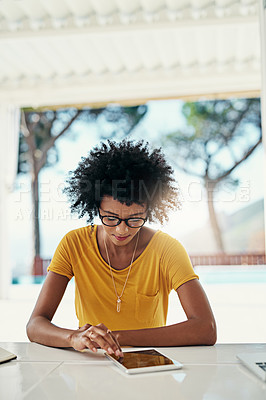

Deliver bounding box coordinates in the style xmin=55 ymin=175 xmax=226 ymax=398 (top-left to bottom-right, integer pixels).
xmin=96 ymin=225 xmax=156 ymax=270
xmin=101 ymin=226 xmax=140 ymax=257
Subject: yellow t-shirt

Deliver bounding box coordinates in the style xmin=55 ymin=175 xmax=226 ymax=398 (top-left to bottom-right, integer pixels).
xmin=47 ymin=226 xmax=198 ymax=331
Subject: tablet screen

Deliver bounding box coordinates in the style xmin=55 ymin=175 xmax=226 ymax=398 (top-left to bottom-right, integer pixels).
xmin=108 ymin=349 xmax=174 ymax=370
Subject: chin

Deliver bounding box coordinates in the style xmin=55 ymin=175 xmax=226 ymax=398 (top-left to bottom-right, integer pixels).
xmin=112 ymin=235 xmax=131 ymax=244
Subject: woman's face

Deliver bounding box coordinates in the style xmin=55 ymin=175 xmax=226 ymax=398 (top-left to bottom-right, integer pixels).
xmin=99 ymin=196 xmax=147 ymax=247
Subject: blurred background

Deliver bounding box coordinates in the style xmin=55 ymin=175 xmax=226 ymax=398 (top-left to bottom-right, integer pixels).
xmin=0 ymin=0 xmax=265 ymax=343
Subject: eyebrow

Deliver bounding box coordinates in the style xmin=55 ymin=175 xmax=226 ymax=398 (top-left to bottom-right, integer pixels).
xmin=100 ymin=209 xmax=146 ymax=217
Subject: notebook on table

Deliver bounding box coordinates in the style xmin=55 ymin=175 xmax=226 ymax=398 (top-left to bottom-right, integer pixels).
xmin=237 ymin=353 xmax=266 ymax=381
xmin=0 ymin=346 xmax=17 ymax=364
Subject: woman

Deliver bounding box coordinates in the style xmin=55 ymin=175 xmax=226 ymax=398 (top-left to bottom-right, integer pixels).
xmin=27 ymin=140 xmax=216 ymax=356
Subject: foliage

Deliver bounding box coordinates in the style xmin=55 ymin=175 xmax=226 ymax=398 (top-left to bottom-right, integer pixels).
xmin=165 ymin=98 xmax=261 ymax=187
xmin=164 ymin=98 xmax=262 ymax=253
xmin=18 ymin=105 xmax=148 ymax=175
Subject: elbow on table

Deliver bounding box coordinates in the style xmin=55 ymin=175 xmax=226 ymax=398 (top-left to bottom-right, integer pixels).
xmin=26 ymin=322 xmax=32 ymax=342
xmin=26 ymin=319 xmax=36 ymax=343
xmin=202 ymin=319 xmax=217 ymax=346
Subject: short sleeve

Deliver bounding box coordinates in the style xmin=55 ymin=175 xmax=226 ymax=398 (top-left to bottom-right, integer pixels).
xmin=160 ymin=235 xmax=199 ymax=291
xmin=47 ymin=234 xmax=74 ymax=280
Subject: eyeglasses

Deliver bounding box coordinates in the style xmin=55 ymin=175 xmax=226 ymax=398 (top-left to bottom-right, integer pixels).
xmin=99 ymin=211 xmax=147 ymax=228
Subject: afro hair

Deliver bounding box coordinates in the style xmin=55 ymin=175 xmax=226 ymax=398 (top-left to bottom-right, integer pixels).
xmin=63 ymin=139 xmax=181 ymax=224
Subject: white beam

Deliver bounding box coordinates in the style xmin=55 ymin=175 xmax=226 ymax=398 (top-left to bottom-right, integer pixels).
xmin=0 ymin=69 xmax=260 ymax=108
xmin=0 ymin=15 xmax=258 ymax=42
xmin=0 ymin=105 xmax=20 ymax=299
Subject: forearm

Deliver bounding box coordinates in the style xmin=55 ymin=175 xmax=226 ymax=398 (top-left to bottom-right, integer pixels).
xmin=26 ymin=316 xmax=76 ymax=348
xmin=115 ymin=318 xmax=217 ymax=347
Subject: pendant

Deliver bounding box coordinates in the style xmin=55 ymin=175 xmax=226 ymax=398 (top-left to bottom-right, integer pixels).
xmin=117 ymin=298 xmax=121 ymax=312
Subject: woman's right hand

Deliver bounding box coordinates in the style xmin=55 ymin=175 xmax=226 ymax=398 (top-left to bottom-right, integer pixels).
xmin=69 ymin=323 xmax=123 ymax=357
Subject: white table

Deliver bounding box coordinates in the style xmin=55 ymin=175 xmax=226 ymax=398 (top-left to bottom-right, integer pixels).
xmin=1 ymin=342 xmax=266 ymax=400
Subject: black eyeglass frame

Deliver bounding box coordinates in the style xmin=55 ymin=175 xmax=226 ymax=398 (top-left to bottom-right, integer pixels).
xmin=98 ymin=211 xmax=147 ymax=228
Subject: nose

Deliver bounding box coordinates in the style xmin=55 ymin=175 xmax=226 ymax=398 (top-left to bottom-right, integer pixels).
xmin=115 ymin=221 xmax=129 ymax=235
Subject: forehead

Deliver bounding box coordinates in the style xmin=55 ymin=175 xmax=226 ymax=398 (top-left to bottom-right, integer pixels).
xmin=100 ymin=196 xmax=146 ymax=216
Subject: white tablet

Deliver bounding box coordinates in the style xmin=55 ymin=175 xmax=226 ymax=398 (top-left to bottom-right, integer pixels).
xmin=105 ymin=348 xmax=182 ymax=374
xmin=0 ymin=347 xmax=17 ymax=364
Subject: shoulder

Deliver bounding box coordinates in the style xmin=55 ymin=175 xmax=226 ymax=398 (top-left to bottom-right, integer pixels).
xmin=150 ymin=230 xmax=190 ymax=259
xmin=152 ymin=230 xmax=183 ymax=247
xmin=53 ymin=225 xmax=97 ymax=265
xmin=60 ymin=225 xmax=95 ymax=247
xmin=140 ymin=227 xmax=186 ymax=254
xmin=140 ymin=227 xmax=184 ymax=247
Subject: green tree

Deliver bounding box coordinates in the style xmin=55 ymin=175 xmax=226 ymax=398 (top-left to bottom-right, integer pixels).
xmin=164 ymin=98 xmax=261 ymax=253
xmin=18 ymin=105 xmax=147 ymax=273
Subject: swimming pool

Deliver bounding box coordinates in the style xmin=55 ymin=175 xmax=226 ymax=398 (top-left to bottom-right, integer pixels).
xmin=196 ymin=267 xmax=266 ymax=284
xmin=12 ymin=266 xmax=266 ymax=285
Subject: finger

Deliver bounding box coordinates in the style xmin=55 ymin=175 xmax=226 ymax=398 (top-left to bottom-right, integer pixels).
xmin=89 ymin=326 xmax=115 ymax=346
xmin=78 ymin=324 xmax=91 ymax=332
xmin=88 ymin=327 xmax=119 ymax=353
xmin=88 ymin=331 xmax=115 ymax=354
xmin=90 ymin=340 xmax=100 ymax=348
xmin=81 ymin=336 xmax=98 ymax=353
xmin=88 ymin=324 xmax=120 ymax=354
xmin=107 ymin=329 xmax=121 ymax=349
xmin=107 ymin=330 xmax=123 ymax=356
xmin=96 ymin=323 xmax=108 ymax=330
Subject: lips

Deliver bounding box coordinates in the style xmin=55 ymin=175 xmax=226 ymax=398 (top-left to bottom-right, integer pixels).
xmin=114 ymin=235 xmax=130 ymax=241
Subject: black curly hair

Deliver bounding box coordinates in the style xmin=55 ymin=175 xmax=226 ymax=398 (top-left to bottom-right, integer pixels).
xmin=64 ymin=140 xmax=181 ymax=224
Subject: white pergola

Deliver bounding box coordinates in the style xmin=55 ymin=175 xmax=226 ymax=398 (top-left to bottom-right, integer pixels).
xmin=0 ymin=0 xmax=265 ymax=298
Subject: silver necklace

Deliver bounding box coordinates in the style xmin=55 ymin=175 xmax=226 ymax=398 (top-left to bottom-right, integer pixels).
xmin=103 ymin=231 xmax=139 ymax=312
